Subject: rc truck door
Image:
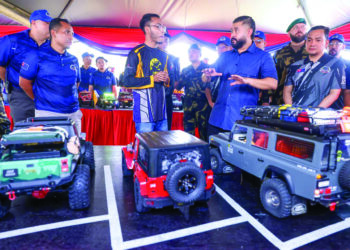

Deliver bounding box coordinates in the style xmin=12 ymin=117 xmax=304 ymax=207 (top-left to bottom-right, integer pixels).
xmin=229 ymin=125 xmax=248 ymax=168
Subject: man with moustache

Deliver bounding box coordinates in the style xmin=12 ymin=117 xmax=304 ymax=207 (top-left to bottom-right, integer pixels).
xmin=328 ymin=34 xmax=350 ymax=107
xmin=272 ymin=18 xmax=308 ymax=105
xmin=203 ymin=16 xmax=277 ymax=136
xmin=0 ymin=9 xmax=52 ymax=122
xmin=123 ymin=13 xmax=174 ymax=133
xmin=283 ymin=26 xmax=345 ymax=108
xmin=19 ymin=18 xmax=82 ymax=133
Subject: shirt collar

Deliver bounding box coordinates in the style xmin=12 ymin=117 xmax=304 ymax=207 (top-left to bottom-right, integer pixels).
xmin=304 ymin=53 xmax=329 ymax=64
xmin=232 ymin=41 xmax=257 ymax=54
xmin=47 ymin=43 xmax=68 ymax=57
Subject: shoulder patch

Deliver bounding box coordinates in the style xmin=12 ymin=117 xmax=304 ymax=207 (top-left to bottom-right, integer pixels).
xmin=319 ymin=66 xmax=331 ymax=74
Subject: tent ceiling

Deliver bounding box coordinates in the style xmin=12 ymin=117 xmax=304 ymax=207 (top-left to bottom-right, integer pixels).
xmin=1 ymin=0 xmax=350 ymax=33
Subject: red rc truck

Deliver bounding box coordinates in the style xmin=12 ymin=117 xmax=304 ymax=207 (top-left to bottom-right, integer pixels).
xmin=122 ymin=130 xmax=215 ymax=218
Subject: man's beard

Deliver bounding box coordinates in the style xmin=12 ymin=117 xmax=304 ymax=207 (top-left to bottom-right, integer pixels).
xmin=231 ymin=37 xmax=246 ymax=50
xmin=290 ymin=33 xmax=306 ymax=43
xmin=328 ymin=48 xmax=338 ymax=57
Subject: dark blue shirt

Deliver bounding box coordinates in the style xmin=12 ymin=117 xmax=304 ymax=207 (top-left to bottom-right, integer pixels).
xmin=79 ymin=66 xmax=96 ymax=92
xmin=91 ymin=70 xmax=116 ymax=96
xmin=0 ymin=30 xmax=49 ymax=89
xmin=210 ymin=43 xmax=277 ymax=130
xmin=20 ymin=45 xmax=80 ymax=114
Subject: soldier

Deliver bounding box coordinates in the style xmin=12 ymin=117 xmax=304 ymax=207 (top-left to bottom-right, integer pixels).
xmin=177 ymin=44 xmax=211 ymax=141
xmin=272 ymin=18 xmax=308 ymax=105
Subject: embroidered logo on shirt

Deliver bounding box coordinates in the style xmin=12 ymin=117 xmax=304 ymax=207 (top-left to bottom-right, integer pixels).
xmin=319 ymin=66 xmax=331 ymax=74
xmin=106 ymin=76 xmax=111 ymax=80
xmin=70 ymin=65 xmax=77 ymax=71
xmin=21 ymin=62 xmax=29 ymax=71
xmin=297 ymin=68 xmax=305 ymax=73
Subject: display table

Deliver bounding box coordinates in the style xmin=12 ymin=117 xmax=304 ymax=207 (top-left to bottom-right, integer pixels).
xmin=4 ymin=106 xmax=185 ymax=146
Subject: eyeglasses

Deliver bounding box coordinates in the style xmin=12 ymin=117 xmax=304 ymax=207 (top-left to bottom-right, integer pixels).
xmin=148 ymin=23 xmax=167 ymax=33
xmin=329 ymin=41 xmax=343 ymax=47
xmin=254 ymin=39 xmax=263 ymax=43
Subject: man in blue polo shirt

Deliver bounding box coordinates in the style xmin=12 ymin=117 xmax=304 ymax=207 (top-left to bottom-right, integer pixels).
xmin=0 ymin=9 xmax=52 ymax=122
xmin=89 ymin=56 xmax=117 ymax=97
xmin=203 ymin=16 xmax=277 ymax=135
xmin=79 ymin=52 xmax=96 ymax=92
xmin=19 ymin=18 xmax=82 ymax=133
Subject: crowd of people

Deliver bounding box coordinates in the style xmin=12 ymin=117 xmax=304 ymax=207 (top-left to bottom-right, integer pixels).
xmin=0 ymin=9 xmax=349 ymax=141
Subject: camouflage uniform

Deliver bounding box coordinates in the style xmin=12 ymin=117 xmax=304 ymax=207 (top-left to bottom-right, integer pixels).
xmin=272 ymin=43 xmax=308 ymax=105
xmin=177 ymin=62 xmax=211 ymax=140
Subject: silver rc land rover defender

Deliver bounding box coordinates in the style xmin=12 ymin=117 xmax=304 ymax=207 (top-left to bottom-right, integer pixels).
xmin=209 ymin=105 xmax=350 ymax=218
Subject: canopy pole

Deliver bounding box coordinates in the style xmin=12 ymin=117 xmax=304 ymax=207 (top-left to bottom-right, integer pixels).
xmin=297 ymin=0 xmax=312 ymax=27
xmin=58 ymin=0 xmax=74 ymax=18
xmin=0 ymin=0 xmax=30 ymax=27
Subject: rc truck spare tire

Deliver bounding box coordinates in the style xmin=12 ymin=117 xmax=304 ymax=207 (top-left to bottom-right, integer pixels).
xmin=339 ymin=162 xmax=350 ymax=190
xmin=165 ymin=162 xmax=206 ymax=204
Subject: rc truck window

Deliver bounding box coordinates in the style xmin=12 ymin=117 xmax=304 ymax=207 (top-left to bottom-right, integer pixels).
xmin=233 ymin=126 xmax=247 ymax=143
xmin=251 ymin=130 xmax=269 ymax=149
xmin=138 ymin=143 xmax=149 ymax=169
xmin=275 ymin=135 xmax=314 ymax=161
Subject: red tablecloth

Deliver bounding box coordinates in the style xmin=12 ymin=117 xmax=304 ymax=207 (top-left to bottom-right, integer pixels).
xmin=5 ymin=106 xmax=186 ymax=146
xmin=80 ymin=109 xmax=185 ymax=145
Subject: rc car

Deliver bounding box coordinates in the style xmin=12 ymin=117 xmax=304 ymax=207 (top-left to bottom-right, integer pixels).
xmin=78 ymin=90 xmax=94 ymax=108
xmin=209 ymin=105 xmax=350 ymax=218
xmin=97 ymin=92 xmax=117 ymax=109
xmin=117 ymin=91 xmax=133 ymax=109
xmin=0 ymin=117 xmax=95 ymax=218
xmin=122 ymin=130 xmax=215 ymax=218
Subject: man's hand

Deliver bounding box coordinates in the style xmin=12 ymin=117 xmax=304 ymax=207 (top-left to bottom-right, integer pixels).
xmin=201 ymin=68 xmax=222 ymax=83
xmin=154 ymin=71 xmax=169 ymax=82
xmin=228 ymin=75 xmax=249 ymax=86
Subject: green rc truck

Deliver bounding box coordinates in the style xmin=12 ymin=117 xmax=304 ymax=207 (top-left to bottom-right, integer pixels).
xmin=0 ymin=117 xmax=95 ymax=218
xmin=209 ymin=105 xmax=350 ymax=218
xmin=97 ymin=92 xmax=117 ymax=109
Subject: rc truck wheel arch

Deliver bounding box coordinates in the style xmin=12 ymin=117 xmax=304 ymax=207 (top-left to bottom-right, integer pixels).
xmin=262 ymin=166 xmax=295 ymax=195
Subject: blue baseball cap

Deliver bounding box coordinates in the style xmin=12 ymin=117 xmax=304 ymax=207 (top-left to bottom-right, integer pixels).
xmin=29 ymin=9 xmax=52 ymax=23
xmin=82 ymin=52 xmax=94 ymax=58
xmin=329 ymin=33 xmax=345 ymax=43
xmin=255 ymin=31 xmax=266 ymax=40
xmin=216 ymin=36 xmax=231 ymax=46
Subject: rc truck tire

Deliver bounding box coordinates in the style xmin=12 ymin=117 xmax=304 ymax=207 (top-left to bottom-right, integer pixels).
xmin=165 ymin=162 xmax=206 ymax=204
xmin=122 ymin=151 xmax=133 ymax=177
xmin=339 ymin=162 xmax=350 ymax=190
xmin=83 ymin=141 xmax=95 ymax=170
xmin=260 ymin=178 xmax=292 ymax=218
xmin=69 ymin=164 xmax=91 ymax=210
xmin=134 ymin=178 xmax=150 ymax=213
xmin=210 ymin=148 xmax=224 ymax=174
xmin=0 ymin=195 xmax=11 ymax=218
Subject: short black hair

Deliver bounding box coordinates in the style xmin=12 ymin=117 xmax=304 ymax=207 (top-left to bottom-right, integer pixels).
xmin=308 ymin=25 xmax=330 ymax=40
xmin=233 ymin=16 xmax=256 ymax=40
xmin=140 ymin=13 xmax=160 ymax=34
xmin=49 ymin=18 xmax=70 ymax=39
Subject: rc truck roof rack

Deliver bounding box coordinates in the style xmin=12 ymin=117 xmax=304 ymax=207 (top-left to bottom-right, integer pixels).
xmin=240 ymin=105 xmax=350 ymax=136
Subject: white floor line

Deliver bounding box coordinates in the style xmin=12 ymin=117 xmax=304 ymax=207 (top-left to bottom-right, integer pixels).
xmin=0 ymin=214 xmax=109 ymax=240
xmin=281 ymin=218 xmax=350 ymax=250
xmin=215 ymin=184 xmax=284 ymax=249
xmin=122 ymin=216 xmax=247 ymax=250
xmin=104 ymin=165 xmax=124 ymax=250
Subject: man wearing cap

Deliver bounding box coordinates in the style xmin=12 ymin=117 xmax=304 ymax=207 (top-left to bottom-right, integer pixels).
xmin=89 ymin=57 xmax=117 ymax=98
xmin=205 ymin=36 xmax=233 ymax=106
xmin=158 ymin=32 xmax=180 ymax=130
xmin=272 ymin=18 xmax=308 ymax=105
xmin=254 ymin=30 xmax=266 ymax=50
xmin=177 ymin=43 xmax=211 ymax=141
xmin=79 ymin=52 xmax=96 ymax=92
xmin=0 ymin=9 xmax=52 ymax=122
xmin=283 ymin=26 xmax=345 ymax=108
xmin=123 ymin=13 xmax=174 ymax=133
xmin=328 ymin=33 xmax=350 ymax=107
xmin=203 ymin=16 xmax=277 ymax=136
xmin=19 ymin=18 xmax=82 ymax=133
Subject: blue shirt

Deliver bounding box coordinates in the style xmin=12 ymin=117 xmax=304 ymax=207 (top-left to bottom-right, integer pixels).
xmin=210 ymin=43 xmax=277 ymax=130
xmin=0 ymin=30 xmax=50 ymax=89
xmin=79 ymin=66 xmax=96 ymax=92
xmin=91 ymin=70 xmax=116 ymax=96
xmin=20 ymin=44 xmax=80 ymax=114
